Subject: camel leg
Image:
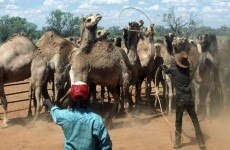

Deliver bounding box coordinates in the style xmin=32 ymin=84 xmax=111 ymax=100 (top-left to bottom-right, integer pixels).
xmin=28 ymin=82 xmax=33 ymax=117
xmin=104 ymin=86 xmax=120 ymax=129
xmin=135 ymin=80 xmax=142 ymax=105
xmin=193 ymin=80 xmax=200 ymax=113
xmin=127 ymin=84 xmax=135 ymax=111
xmin=206 ymin=90 xmax=212 ymax=119
xmin=0 ymin=71 xmax=8 ymax=127
xmin=100 ymin=86 xmax=105 ymax=104
xmin=107 ymin=87 xmax=111 ymax=103
xmin=167 ymin=76 xmax=173 ymax=115
xmin=146 ymin=76 xmax=152 ymax=106
xmin=0 ymin=93 xmax=8 ymax=128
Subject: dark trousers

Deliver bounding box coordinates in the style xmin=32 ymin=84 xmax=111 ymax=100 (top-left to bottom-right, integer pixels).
xmin=175 ymin=98 xmax=205 ymax=145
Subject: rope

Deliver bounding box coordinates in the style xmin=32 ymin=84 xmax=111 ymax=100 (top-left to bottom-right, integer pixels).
xmin=154 ymin=66 xmax=184 ymax=145
xmin=119 ymin=7 xmax=153 ymax=33
xmin=119 ymin=7 xmax=159 ymax=35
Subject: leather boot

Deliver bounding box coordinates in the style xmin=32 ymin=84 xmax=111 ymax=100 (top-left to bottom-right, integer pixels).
xmin=173 ymin=132 xmax=181 ymax=149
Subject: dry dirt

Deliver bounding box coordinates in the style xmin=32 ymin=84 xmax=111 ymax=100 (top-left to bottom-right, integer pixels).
xmin=0 ymin=81 xmax=230 ymax=150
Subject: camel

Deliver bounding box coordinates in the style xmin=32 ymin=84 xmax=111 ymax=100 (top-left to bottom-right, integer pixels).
xmin=0 ymin=34 xmax=38 ymax=127
xmin=136 ymin=23 xmax=155 ymax=106
xmin=192 ymin=34 xmax=222 ymax=119
xmin=95 ymin=29 xmax=112 ymax=103
xmin=69 ymin=13 xmax=133 ymax=127
xmin=122 ymin=20 xmax=143 ymax=109
xmin=28 ymin=31 xmax=79 ymax=117
xmin=154 ymin=33 xmax=175 ymax=115
xmin=65 ymin=36 xmax=81 ymax=48
xmin=215 ymin=36 xmax=230 ymax=117
xmin=95 ymin=30 xmax=123 ymax=104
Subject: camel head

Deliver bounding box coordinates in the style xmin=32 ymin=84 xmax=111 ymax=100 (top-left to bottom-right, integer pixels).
xmin=172 ymin=37 xmax=191 ymax=54
xmin=113 ymin=36 xmax=122 ymax=47
xmin=123 ymin=20 xmax=143 ymax=49
xmin=164 ymin=32 xmax=175 ymax=55
xmin=96 ymin=29 xmax=110 ymax=41
xmin=143 ymin=24 xmax=155 ymax=39
xmin=196 ymin=34 xmax=218 ymax=54
xmin=82 ymin=13 xmax=102 ymax=30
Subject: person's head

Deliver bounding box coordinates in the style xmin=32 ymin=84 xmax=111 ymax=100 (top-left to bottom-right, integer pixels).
xmin=69 ymin=81 xmax=90 ymax=109
xmin=174 ymin=50 xmax=190 ymax=68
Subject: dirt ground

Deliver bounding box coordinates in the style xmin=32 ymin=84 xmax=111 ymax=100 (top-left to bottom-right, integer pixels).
xmin=0 ymin=81 xmax=230 ymax=150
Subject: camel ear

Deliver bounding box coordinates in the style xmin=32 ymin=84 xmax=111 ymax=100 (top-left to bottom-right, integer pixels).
xmin=138 ymin=20 xmax=144 ymax=26
xmin=83 ymin=17 xmax=87 ymax=22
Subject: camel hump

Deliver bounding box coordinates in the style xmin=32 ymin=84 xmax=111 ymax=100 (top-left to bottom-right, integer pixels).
xmin=0 ymin=34 xmax=37 ymax=53
xmin=37 ymin=31 xmax=75 ymax=57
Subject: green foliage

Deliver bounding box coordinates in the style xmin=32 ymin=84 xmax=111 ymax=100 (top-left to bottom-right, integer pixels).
xmin=107 ymin=26 xmax=122 ymax=38
xmin=0 ymin=15 xmax=39 ymax=43
xmin=46 ymin=9 xmax=81 ymax=37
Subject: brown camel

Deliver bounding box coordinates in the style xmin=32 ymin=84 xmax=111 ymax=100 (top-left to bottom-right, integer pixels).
xmin=122 ymin=20 xmax=143 ymax=109
xmin=0 ymin=34 xmax=38 ymax=127
xmin=29 ymin=31 xmax=78 ymax=117
xmin=70 ymin=14 xmax=132 ymax=127
xmin=137 ymin=23 xmax=155 ymax=106
xmin=192 ymin=34 xmax=222 ymax=119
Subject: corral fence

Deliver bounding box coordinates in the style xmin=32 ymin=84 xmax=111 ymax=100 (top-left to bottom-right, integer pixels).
xmin=0 ymin=81 xmax=30 ymax=116
xmin=0 ymin=81 xmax=53 ymax=117
xmin=0 ymin=80 xmax=162 ymax=118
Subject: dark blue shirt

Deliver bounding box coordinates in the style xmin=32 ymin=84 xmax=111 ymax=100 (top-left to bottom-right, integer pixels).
xmin=164 ymin=58 xmax=192 ymax=101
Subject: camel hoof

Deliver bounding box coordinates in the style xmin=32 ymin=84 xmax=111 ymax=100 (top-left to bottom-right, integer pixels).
xmin=27 ymin=113 xmax=33 ymax=118
xmin=1 ymin=123 xmax=8 ymax=128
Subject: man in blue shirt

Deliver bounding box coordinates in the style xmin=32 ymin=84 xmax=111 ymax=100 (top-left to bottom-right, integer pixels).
xmin=44 ymin=81 xmax=112 ymax=150
xmin=161 ymin=50 xmax=206 ymax=150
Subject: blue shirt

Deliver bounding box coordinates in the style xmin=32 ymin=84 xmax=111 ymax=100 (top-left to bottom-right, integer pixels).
xmin=50 ymin=106 xmax=112 ymax=150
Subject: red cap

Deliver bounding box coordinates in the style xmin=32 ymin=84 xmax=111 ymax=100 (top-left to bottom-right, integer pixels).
xmin=70 ymin=81 xmax=89 ymax=101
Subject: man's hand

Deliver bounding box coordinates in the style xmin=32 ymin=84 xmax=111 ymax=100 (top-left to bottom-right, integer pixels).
xmin=159 ymin=64 xmax=168 ymax=71
xmin=43 ymin=99 xmax=54 ymax=110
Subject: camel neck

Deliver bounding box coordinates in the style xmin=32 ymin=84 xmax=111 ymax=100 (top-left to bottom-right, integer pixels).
xmin=80 ymin=28 xmax=96 ymax=49
xmin=147 ymin=37 xmax=154 ymax=56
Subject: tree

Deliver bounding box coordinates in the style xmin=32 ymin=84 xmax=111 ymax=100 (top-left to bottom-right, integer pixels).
xmin=163 ymin=7 xmax=201 ymax=37
xmin=0 ymin=15 xmax=38 ymax=43
xmin=107 ymin=26 xmax=122 ymax=38
xmin=46 ymin=9 xmax=81 ymax=37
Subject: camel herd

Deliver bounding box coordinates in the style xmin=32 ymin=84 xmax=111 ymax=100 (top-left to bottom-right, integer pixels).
xmin=0 ymin=13 xmax=229 ymax=128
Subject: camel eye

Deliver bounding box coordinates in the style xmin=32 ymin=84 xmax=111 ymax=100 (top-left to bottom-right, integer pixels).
xmin=98 ymin=31 xmax=101 ymax=35
xmin=87 ymin=18 xmax=91 ymax=23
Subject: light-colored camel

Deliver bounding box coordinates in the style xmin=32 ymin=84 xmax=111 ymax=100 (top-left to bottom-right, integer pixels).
xmin=69 ymin=14 xmax=132 ymax=127
xmin=0 ymin=34 xmax=38 ymax=127
xmin=29 ymin=31 xmax=78 ymax=117
xmin=137 ymin=24 xmax=155 ymax=106
xmin=154 ymin=33 xmax=174 ymax=115
xmin=122 ymin=20 xmax=143 ymax=109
